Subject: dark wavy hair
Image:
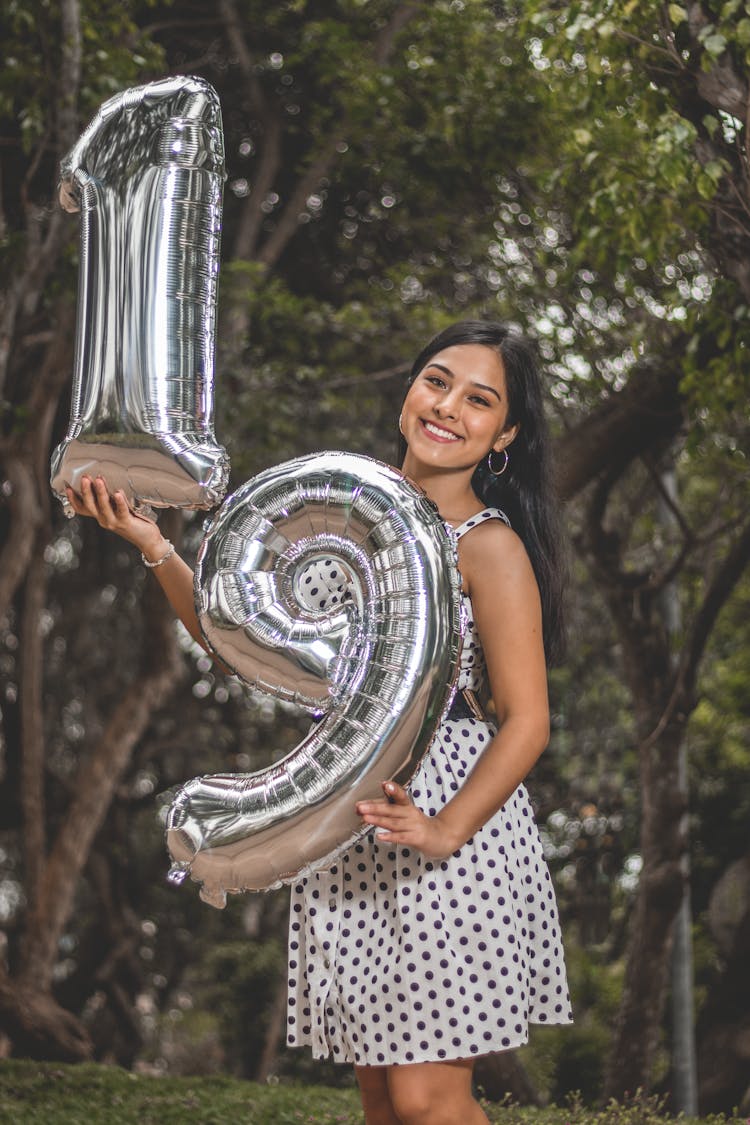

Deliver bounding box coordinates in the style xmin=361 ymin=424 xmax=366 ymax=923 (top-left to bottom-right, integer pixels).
xmin=398 ymin=320 xmax=566 ymax=664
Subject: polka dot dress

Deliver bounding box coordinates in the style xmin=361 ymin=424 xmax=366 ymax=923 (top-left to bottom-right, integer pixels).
xmin=287 ymin=508 xmax=572 ymax=1066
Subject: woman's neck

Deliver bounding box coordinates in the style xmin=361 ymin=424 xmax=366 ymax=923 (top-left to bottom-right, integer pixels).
xmin=399 ymin=458 xmax=484 ymax=526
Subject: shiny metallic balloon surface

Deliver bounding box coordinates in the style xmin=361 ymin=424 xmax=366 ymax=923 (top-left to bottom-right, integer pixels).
xmin=50 ymin=76 xmax=229 ymax=514
xmin=166 ymin=452 xmax=462 ymax=905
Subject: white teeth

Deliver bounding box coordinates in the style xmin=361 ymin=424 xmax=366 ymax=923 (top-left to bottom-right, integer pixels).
xmin=424 ymin=421 xmax=459 ymax=440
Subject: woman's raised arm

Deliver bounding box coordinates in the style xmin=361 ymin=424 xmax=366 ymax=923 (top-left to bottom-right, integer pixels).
xmin=66 ymin=474 xmax=208 ymax=653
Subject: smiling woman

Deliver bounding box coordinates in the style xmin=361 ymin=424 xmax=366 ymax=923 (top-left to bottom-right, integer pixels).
xmin=66 ymin=319 xmax=570 ymax=1125
xmin=399 ymin=343 xmax=519 ymax=478
xmin=286 ymin=321 xmax=571 ymax=1125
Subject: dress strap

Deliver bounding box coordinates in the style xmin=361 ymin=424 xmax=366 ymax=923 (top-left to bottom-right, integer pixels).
xmin=452 ymin=507 xmax=510 ymax=539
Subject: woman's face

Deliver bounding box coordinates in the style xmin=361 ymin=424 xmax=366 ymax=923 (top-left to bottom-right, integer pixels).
xmin=400 ymin=343 xmax=518 ymax=473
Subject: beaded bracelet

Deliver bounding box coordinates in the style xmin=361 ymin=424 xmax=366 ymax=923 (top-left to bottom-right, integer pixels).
xmin=141 ymin=540 xmax=175 ymax=568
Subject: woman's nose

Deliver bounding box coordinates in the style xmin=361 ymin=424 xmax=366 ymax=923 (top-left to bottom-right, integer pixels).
xmin=435 ymin=392 xmax=460 ymax=419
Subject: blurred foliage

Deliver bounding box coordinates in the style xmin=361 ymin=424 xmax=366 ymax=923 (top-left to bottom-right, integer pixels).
xmin=1 ymin=0 xmax=749 ymax=1112
xmin=517 ymin=0 xmax=750 ymax=419
xmin=202 ymin=939 xmax=286 ymax=1079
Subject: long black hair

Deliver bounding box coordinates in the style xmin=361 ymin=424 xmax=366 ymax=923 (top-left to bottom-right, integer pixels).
xmin=398 ymin=320 xmax=566 ymax=664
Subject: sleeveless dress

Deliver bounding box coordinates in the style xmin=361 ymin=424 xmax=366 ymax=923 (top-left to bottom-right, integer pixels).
xmin=286 ymin=508 xmax=572 ymax=1066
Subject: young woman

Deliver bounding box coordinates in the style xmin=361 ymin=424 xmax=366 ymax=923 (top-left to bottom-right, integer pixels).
xmin=67 ymin=320 xmax=572 ymax=1124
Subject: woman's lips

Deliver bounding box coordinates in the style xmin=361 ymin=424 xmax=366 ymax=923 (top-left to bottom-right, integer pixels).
xmin=420 ymin=419 xmax=461 ymax=443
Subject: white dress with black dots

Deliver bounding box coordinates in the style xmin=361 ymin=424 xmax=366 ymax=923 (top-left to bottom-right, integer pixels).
xmin=287 ymin=508 xmax=572 ymax=1066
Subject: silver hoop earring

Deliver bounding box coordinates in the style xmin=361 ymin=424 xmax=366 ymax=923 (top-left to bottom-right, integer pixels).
xmin=398 ymin=412 xmax=404 ymax=435
xmin=487 ymin=448 xmax=509 ymax=476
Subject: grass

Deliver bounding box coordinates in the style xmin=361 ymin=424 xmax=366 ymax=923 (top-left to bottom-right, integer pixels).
xmin=0 ymin=1060 xmax=745 ymax=1124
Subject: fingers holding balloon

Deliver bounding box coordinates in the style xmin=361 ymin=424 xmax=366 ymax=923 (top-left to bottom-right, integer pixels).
xmin=357 ymin=782 xmax=416 ymax=832
xmin=357 ymin=781 xmax=459 ymax=859
xmin=71 ymin=475 xmax=119 ymax=525
xmin=64 ymin=475 xmax=106 ymax=520
xmin=63 ymin=484 xmax=88 ymax=518
xmin=58 ymin=179 xmax=79 ymax=214
xmin=67 ymin=476 xmax=162 ymax=552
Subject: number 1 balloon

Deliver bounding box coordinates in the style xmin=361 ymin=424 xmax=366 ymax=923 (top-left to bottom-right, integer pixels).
xmin=50 ymin=76 xmax=229 ymax=513
xmin=165 ymin=452 xmax=463 ymax=906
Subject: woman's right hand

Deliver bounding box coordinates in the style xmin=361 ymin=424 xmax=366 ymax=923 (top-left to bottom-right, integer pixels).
xmin=65 ymin=476 xmax=168 ymax=561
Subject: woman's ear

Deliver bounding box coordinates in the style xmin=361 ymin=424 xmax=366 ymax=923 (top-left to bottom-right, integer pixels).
xmin=493 ymin=423 xmax=520 ymax=452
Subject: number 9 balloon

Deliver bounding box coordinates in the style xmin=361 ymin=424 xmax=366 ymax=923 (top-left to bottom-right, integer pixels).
xmin=165 ymin=452 xmax=463 ymax=906
xmin=50 ymin=76 xmax=229 ymax=514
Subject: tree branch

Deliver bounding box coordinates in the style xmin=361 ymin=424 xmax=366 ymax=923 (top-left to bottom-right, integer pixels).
xmin=218 ymin=0 xmax=270 ymax=113
xmin=233 ymin=114 xmax=283 ymax=262
xmin=643 ymin=516 xmax=750 ymax=749
xmin=555 ymin=355 xmax=684 ymax=501
xmin=326 ymin=362 xmax=410 ymax=389
xmin=0 ymin=0 xmax=80 ymax=397
xmin=256 ymin=1 xmax=424 ymax=271
xmin=58 ymin=0 xmax=82 ymax=154
xmin=19 ymin=568 xmax=184 ymax=990
xmin=0 ymin=457 xmax=44 ymax=621
xmin=218 ymin=0 xmax=288 ymax=262
xmin=678 ymin=516 xmax=750 ymax=701
xmin=373 ymin=1 xmax=423 ymax=64
xmin=638 ymin=455 xmax=697 ymax=593
xmin=0 ymin=301 xmax=74 ymax=618
xmin=256 ymin=145 xmax=342 ymax=270
xmin=20 ymin=554 xmax=48 ymax=902
xmin=0 ymin=281 xmax=23 ymax=400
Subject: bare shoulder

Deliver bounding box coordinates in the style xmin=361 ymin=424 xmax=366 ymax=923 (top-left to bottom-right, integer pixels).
xmin=458 ymin=518 xmax=536 ymax=595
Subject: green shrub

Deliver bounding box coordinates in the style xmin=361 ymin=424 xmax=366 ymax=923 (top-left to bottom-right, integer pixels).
xmin=0 ymin=1061 xmax=746 ymax=1125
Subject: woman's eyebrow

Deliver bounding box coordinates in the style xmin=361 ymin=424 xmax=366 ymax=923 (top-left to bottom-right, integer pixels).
xmin=471 ymin=382 xmax=501 ymax=401
xmin=426 ymin=362 xmax=502 ymax=400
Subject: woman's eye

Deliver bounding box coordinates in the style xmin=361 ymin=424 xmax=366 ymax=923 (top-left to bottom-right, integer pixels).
xmin=425 ymin=374 xmax=445 ymax=387
xmin=470 ymin=395 xmax=490 ymax=407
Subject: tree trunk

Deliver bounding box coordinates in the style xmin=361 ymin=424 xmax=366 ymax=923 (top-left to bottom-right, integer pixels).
xmin=19 ymin=565 xmax=183 ymax=992
xmin=586 ymin=487 xmax=750 ymax=1098
xmin=590 ymin=542 xmax=692 ymax=1100
xmin=1 ymin=516 xmax=184 ymax=1057
xmin=474 ymin=1052 xmax=542 ymax=1106
xmin=0 ymin=965 xmax=92 ymax=1061
xmin=603 ymin=722 xmax=687 ymax=1099
xmin=20 ymin=553 xmax=48 ymax=902
xmin=696 ymin=858 xmax=750 ymax=1114
xmin=254 ymin=972 xmax=288 ymax=1084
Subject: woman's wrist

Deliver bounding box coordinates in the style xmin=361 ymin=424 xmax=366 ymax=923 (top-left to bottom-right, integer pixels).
xmin=433 ymin=810 xmax=469 ymax=855
xmin=142 ymin=540 xmax=175 ymax=568
xmin=140 ymin=533 xmax=172 ymax=565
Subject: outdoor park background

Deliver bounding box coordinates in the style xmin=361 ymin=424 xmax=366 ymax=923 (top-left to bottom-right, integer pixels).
xmin=0 ymin=0 xmax=749 ymax=1118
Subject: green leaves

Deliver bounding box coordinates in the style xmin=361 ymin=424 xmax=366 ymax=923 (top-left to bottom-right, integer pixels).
xmin=697 ymin=27 xmax=729 ymax=59
xmin=0 ymin=0 xmax=165 ymax=155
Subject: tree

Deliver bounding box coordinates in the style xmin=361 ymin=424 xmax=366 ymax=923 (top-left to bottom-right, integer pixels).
xmin=515 ymin=0 xmax=750 ymax=1101
xmin=1 ymin=2 xmax=748 ymax=1110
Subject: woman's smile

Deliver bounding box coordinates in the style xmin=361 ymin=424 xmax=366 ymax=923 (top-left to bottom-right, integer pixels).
xmin=421 ymin=419 xmax=461 ymax=442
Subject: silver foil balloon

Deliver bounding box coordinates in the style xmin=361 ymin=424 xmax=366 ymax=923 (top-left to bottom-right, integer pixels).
xmin=166 ymin=452 xmax=462 ymax=906
xmin=50 ymin=76 xmax=229 ymax=514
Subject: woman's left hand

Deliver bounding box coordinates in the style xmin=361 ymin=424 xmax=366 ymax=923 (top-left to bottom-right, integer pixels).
xmin=356 ymin=782 xmax=462 ymax=860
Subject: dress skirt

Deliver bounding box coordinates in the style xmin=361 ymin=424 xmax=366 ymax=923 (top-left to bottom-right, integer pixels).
xmin=286 ymin=712 xmax=573 ymax=1066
